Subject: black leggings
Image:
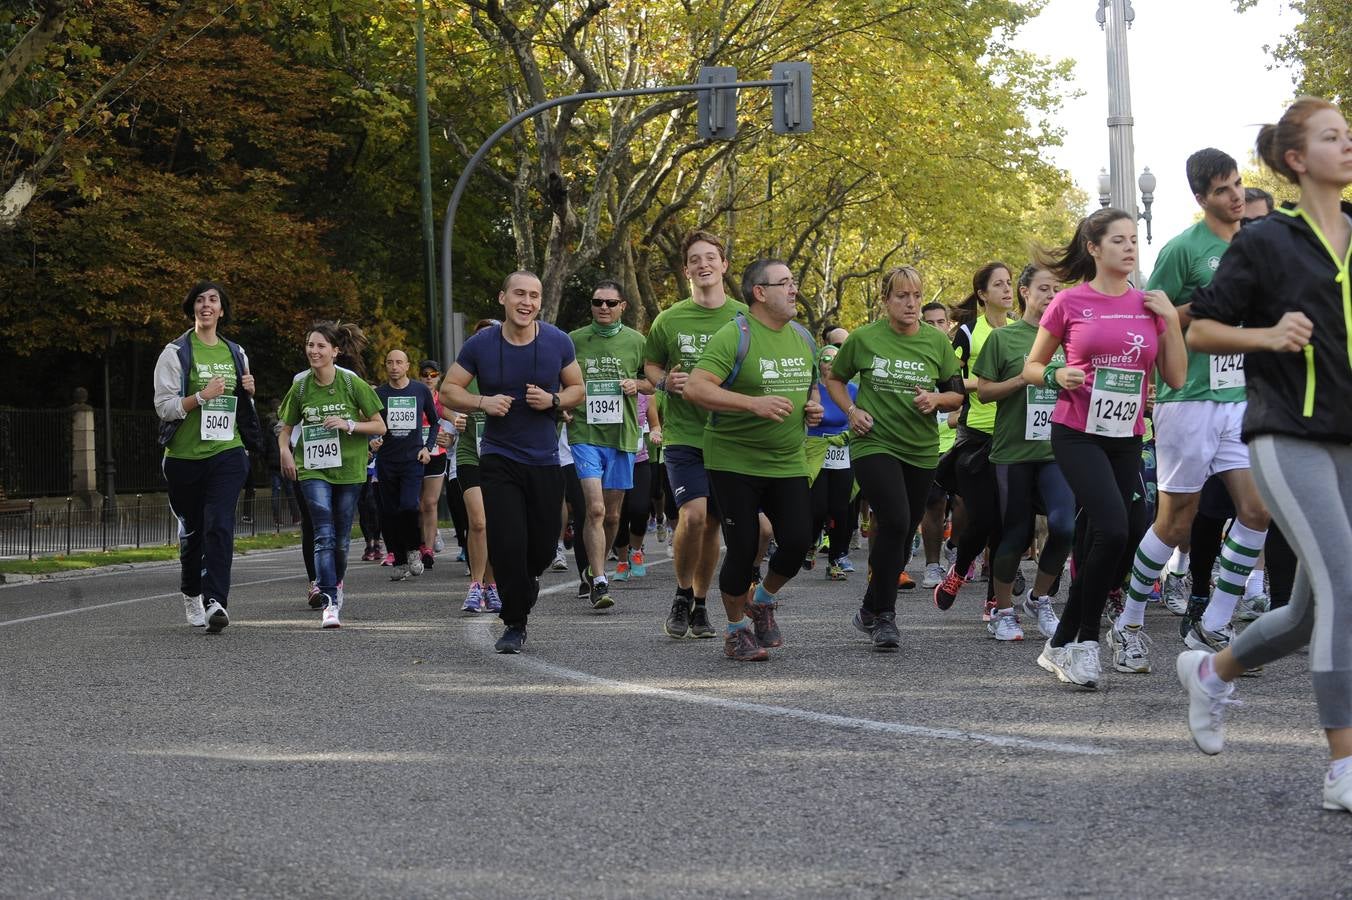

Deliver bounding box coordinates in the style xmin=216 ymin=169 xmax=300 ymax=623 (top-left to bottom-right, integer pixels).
xmin=853 ymin=454 xmax=934 ymax=614
xmin=953 ymin=430 xmax=1000 ymax=578
xmin=1051 ymin=424 xmax=1141 ymax=646
xmin=446 ymin=476 xmax=468 ymax=546
xmin=708 ymin=471 xmax=812 ymax=597
xmin=810 ymin=466 xmax=854 ymax=564
xmin=563 ymin=463 xmax=589 ymax=580
xmin=620 ymin=460 xmax=655 ymax=543
xmin=993 ymin=461 xmax=1075 ymax=585
xmin=481 ymin=454 xmax=564 ymax=628
xmin=358 ymin=478 xmax=381 ymax=543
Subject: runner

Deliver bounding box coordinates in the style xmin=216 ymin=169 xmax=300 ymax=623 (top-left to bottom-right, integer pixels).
xmin=971 ymin=263 xmax=1070 ymax=642
xmin=614 ymin=391 xmax=662 ymax=582
xmin=417 ymin=360 xmax=449 ymax=569
xmin=807 ymin=344 xmax=855 ymax=580
xmin=1112 ymin=148 xmax=1271 ymax=671
xmin=644 ymin=231 xmax=748 ymax=640
xmin=373 ymin=350 xmax=439 ymax=581
xmin=278 ymin=321 xmax=387 ymax=629
xmin=441 ymin=271 xmax=583 ymax=653
xmin=153 ymin=281 xmax=263 ymax=633
xmin=684 ymin=259 xmax=824 ymax=661
xmin=453 ymin=319 xmax=503 ymax=614
xmin=919 ymin=301 xmax=960 ymax=588
xmin=826 ymin=265 xmax=964 ymax=650
xmin=1176 ymin=97 xmax=1352 ymax=812
xmin=567 ymin=279 xmax=652 ymax=610
xmin=1022 ymin=208 xmax=1186 ymax=688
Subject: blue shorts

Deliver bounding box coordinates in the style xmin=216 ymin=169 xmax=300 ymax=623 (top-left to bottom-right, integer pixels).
xmin=664 ymin=444 xmax=718 ymax=511
xmin=571 ymin=444 xmax=635 ymax=490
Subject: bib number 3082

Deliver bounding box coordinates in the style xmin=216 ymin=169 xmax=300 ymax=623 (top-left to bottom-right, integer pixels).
xmin=1087 ymin=367 xmax=1143 ymax=437
xmin=302 ymin=425 xmax=342 ymax=470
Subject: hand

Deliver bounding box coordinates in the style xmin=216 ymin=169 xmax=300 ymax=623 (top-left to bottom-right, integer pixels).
xmin=280 ymin=449 xmax=297 ymax=481
xmin=417 ymin=448 xmax=431 ymax=465
xmin=620 ymin=379 xmax=638 ymax=396
xmin=945 ymin=410 xmax=960 ymax=428
xmin=1266 ymin=311 xmax=1313 ymax=352
xmin=848 ymin=406 xmax=874 ymax=436
xmin=913 ymin=388 xmax=940 ymax=415
xmin=435 ymin=431 xmax=453 ymax=448
xmin=452 ymin=413 xmax=468 ymax=433
xmin=803 ymin=400 xmax=824 ymax=428
xmin=525 ymin=384 xmax=555 ymax=411
xmin=240 ymin=373 xmax=256 ymax=395
xmin=200 ymin=376 xmax=227 ymax=401
xmin=649 ymin=429 xmax=663 ymax=446
xmin=665 ymin=365 xmax=689 ymax=397
xmin=1143 ymin=290 xmax=1178 ymax=323
xmin=748 ymin=394 xmax=793 ymax=422
xmin=369 ymin=436 xmax=384 ymax=452
xmin=481 ymin=394 xmax=512 ymax=416
xmin=1055 ymin=367 xmax=1087 ymax=390
xmin=321 ymin=415 xmax=348 ymax=431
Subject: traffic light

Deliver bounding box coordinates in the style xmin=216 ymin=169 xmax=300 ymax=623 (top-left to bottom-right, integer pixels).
xmin=697 ymin=66 xmax=739 ymax=141
xmin=771 ymin=61 xmax=813 ymax=134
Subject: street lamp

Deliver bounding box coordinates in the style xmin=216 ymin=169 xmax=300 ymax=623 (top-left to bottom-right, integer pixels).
xmin=1137 ymin=166 xmax=1156 ymax=243
xmin=1098 ymin=168 xmax=1111 ymax=207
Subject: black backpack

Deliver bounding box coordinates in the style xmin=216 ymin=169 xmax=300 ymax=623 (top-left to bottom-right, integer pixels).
xmin=157 ymin=330 xmax=266 ymax=456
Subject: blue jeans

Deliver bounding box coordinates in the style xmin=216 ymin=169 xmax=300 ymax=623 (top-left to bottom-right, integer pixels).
xmin=298 ymin=479 xmax=362 ymax=606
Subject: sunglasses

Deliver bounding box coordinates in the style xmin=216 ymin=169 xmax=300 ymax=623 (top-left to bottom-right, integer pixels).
xmin=421 ymin=370 xmax=440 ymax=378
xmin=591 ymin=298 xmax=622 ymax=308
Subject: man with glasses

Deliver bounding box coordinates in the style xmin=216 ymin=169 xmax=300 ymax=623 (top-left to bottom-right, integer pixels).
xmin=567 ymin=280 xmax=653 ymax=610
xmin=645 ymin=231 xmax=748 ymax=640
xmin=684 ymin=259 xmax=823 ymax=660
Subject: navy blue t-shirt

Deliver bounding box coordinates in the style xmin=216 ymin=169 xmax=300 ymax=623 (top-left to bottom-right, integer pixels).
xmin=375 ymin=381 xmax=439 ymax=464
xmin=456 ymin=322 xmax=576 ymax=466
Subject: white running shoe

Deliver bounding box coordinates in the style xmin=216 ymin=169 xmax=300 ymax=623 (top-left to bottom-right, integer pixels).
xmin=183 ymin=594 xmax=206 ymax=627
xmin=1324 ymin=768 xmax=1352 ymax=813
xmin=204 ymin=600 xmax=229 ymax=634
xmin=1176 ymin=649 xmax=1237 ymax=755
xmin=921 ymin=562 xmax=945 ymax=589
xmin=390 ymin=564 xmax=411 ymax=582
xmin=433 ymin=532 xmax=445 ymax=553
xmin=406 ymin=550 xmax=425 ymax=577
xmin=1108 ymin=623 xmax=1152 ymax=674
xmin=1236 ymin=593 xmax=1270 ymax=622
xmin=321 ymin=601 xmax=341 ymax=629
xmin=550 ymin=544 xmax=568 ymax=572
xmin=1020 ymin=591 xmax=1060 ymax=638
xmin=1067 ymin=640 xmax=1101 ymax=688
xmin=987 ymin=608 xmax=1024 ymax=641
xmin=1163 ymin=573 xmax=1190 ymax=616
xmin=1037 ymin=640 xmax=1074 ymax=683
xmin=1184 ymin=620 xmax=1234 ymax=652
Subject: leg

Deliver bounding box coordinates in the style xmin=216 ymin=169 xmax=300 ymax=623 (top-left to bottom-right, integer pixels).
xmin=163 ymin=456 xmax=206 ymax=600
xmin=579 ymin=476 xmax=608 ymax=579
xmin=826 ymin=468 xmax=853 ymax=565
xmin=330 ymin=482 xmax=362 ymax=590
xmin=197 ymin=448 xmax=250 ymax=606
xmin=482 ymin=456 xmax=532 ymax=628
xmin=708 ymin=471 xmax=764 ymax=623
xmin=300 ymin=479 xmax=339 ymax=604
xmin=563 ymin=463 xmax=589 ymax=580
xmin=853 ymin=455 xmax=927 ymax=615
xmin=991 ymin=463 xmax=1037 ymax=609
xmin=419 ymin=462 xmax=444 ymax=550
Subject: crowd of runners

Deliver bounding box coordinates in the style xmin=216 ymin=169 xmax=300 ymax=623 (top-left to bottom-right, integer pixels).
xmin=153 ymin=98 xmax=1352 ymax=813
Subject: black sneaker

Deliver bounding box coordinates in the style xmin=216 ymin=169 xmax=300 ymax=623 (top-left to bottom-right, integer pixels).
xmin=1180 ymin=594 xmax=1208 ymax=641
xmin=589 ymin=579 xmax=615 ymax=612
xmin=871 ymin=611 xmax=900 ymax=650
xmin=852 ymin=606 xmax=877 ymax=636
xmin=495 ymin=625 xmax=526 ymax=654
xmin=688 ymin=603 xmax=716 ymax=638
xmin=577 ymin=580 xmax=590 ymax=601
xmin=664 ymin=595 xmax=692 ymax=639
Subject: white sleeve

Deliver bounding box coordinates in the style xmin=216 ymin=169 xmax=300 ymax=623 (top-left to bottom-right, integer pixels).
xmin=153 ymin=344 xmax=188 ymax=422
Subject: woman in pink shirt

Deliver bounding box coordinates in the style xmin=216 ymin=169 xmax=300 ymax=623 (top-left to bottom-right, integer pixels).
xmin=1022 ymin=208 xmax=1186 ymax=689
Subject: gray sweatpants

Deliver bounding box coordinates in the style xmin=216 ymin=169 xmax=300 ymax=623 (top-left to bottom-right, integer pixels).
xmin=1232 ymin=435 xmax=1352 ymax=728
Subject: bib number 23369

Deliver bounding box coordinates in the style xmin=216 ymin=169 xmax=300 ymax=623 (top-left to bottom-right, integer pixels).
xmin=585 ymin=380 xmax=623 ymax=425
xmin=1087 ymin=367 xmax=1143 ymax=437
xmin=302 ymin=425 xmax=342 ymax=470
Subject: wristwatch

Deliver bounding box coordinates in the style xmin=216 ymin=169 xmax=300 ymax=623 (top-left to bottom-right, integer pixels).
xmin=551 ymin=393 xmax=561 ymax=410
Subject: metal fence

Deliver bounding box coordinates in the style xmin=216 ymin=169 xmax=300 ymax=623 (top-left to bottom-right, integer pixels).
xmin=0 ymin=407 xmax=72 ymax=497
xmin=93 ymin=410 xmax=167 ymax=495
xmin=0 ymin=489 xmax=303 ymax=560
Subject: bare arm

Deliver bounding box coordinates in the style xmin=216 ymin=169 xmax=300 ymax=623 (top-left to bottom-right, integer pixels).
xmin=1188 ymin=313 xmax=1314 ymax=355
xmin=976 ymin=375 xmax=1027 ymax=404
xmin=685 ymin=368 xmax=795 ymax=423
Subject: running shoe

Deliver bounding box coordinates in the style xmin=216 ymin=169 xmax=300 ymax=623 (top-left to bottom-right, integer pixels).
xmin=390 ymin=563 xmax=411 ymax=582
xmin=462 ymin=582 xmax=484 ymax=614
xmin=656 ymin=521 xmax=668 ymax=543
xmin=484 ymin=584 xmax=502 ymax=613
xmin=204 ymin=600 xmax=229 ymax=634
xmin=1012 ymin=569 xmax=1026 ymax=598
xmin=967 ymin=558 xmax=988 ymax=583
xmin=689 ymin=603 xmax=716 ymax=638
xmin=1020 ymin=592 xmax=1060 ymax=639
xmin=1068 ymin=640 xmax=1102 ymax=688
xmin=614 ymin=559 xmax=632 ymax=581
xmin=1324 ymin=769 xmax=1352 ymax=813
xmin=982 ymin=597 xmax=997 ymax=623
xmin=921 ymin=562 xmax=945 ymax=589
xmin=495 ymin=625 xmax=526 ymax=653
xmin=802 ymin=550 xmax=816 ymax=572
xmin=933 ymin=565 xmax=966 ymax=611
xmin=1184 ymin=620 xmax=1235 ymax=652
xmin=747 ymin=601 xmax=782 ymax=648
xmin=307 ymin=582 xmax=325 ymax=608
xmin=837 ymin=555 xmax=856 ymax=573
xmin=360 ymin=544 xmax=377 ymax=562
xmin=455 ymin=546 xmax=467 ymax=563
xmin=407 ymin=551 xmax=424 ymax=576
xmin=1037 ymin=640 xmax=1074 ymax=684
xmin=647 ymin=517 xmax=657 ymax=534
xmin=898 ymin=571 xmax=915 ymax=590
xmin=577 ymin=579 xmax=591 ymax=601
xmin=434 ymin=532 xmax=445 ymax=553
xmin=321 ymin=601 xmax=341 ymax=629
xmin=852 ymin=607 xmax=877 ymax=637
xmin=870 ymin=611 xmax=900 ymax=650
xmin=1176 ymin=649 xmax=1236 ymax=755
xmin=629 ymin=549 xmax=647 ymax=577
xmin=589 ymin=579 xmax=615 ymax=612
xmin=941 ymin=541 xmax=957 ymax=572
xmin=724 ymin=624 xmax=768 ymax=661
xmin=607 ymin=547 xmax=619 ymax=563
xmin=1236 ymin=593 xmax=1270 ymax=622
xmin=826 ymin=563 xmax=847 ymax=581
xmin=1163 ymin=573 xmax=1190 ymax=616
xmin=381 ymin=552 xmax=395 ymax=567
xmin=420 ymin=546 xmax=435 ymax=570
xmin=1108 ymin=623 xmax=1152 ymax=674
xmin=1148 ymin=579 xmax=1162 ymax=602
xmin=987 ymin=608 xmax=1024 ymax=641
xmin=183 ymin=594 xmax=206 ymax=627
xmin=550 ymin=544 xmax=568 ymax=571
xmin=819 ymin=534 xmax=831 ymax=555
xmin=1179 ymin=595 xmax=1208 ymax=640
xmin=664 ymin=595 xmax=692 ymax=639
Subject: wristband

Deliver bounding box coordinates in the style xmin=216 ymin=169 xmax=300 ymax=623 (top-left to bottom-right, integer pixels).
xmin=346 ymin=419 xmax=356 ymax=435
xmin=846 ymin=404 xmax=857 ymax=416
xmin=1042 ymin=363 xmax=1064 ymax=389
xmin=194 ymin=391 xmax=205 ymax=406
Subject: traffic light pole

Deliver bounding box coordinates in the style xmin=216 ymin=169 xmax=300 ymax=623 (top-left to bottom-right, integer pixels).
xmin=439 ymin=75 xmax=800 ymax=367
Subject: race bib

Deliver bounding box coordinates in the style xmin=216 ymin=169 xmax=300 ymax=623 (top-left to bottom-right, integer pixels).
xmin=1087 ymin=367 xmax=1143 ymax=437
xmin=386 ymin=396 xmax=417 ymax=433
xmin=822 ymin=443 xmax=851 ymax=470
xmin=302 ymin=425 xmax=342 ymax=470
xmin=1024 ymin=386 xmax=1057 ymax=441
xmin=585 ymin=380 xmax=623 ymax=425
xmin=1209 ymin=353 xmax=1245 ymax=391
xmin=199 ymin=395 xmax=237 ymax=442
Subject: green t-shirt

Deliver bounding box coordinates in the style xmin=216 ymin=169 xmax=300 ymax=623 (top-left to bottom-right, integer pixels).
xmin=830 ymin=319 xmax=962 ymax=468
xmin=567 ymin=324 xmax=648 ymax=452
xmin=279 ymin=369 xmax=384 ymax=484
xmin=694 ymin=314 xmax=816 ymax=479
xmin=973 ymin=319 xmax=1063 ymax=465
xmin=1149 ymin=219 xmax=1245 ymax=404
xmin=644 ymin=296 xmax=749 ymax=449
xmin=165 ymin=334 xmax=245 ymax=460
xmin=454 ymin=378 xmax=486 ymax=468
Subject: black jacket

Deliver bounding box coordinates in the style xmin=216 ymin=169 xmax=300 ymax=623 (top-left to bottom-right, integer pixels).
xmin=1189 ymin=201 xmax=1352 ymax=444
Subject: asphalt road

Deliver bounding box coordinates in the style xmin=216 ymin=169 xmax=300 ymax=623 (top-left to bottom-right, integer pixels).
xmin=2 ymin=539 xmax=1350 ymax=898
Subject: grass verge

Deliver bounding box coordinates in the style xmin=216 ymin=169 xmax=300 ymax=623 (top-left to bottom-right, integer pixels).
xmin=0 ymin=531 xmax=306 ymax=576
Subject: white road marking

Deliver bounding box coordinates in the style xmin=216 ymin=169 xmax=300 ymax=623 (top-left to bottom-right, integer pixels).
xmin=0 ymin=574 xmax=304 ymax=627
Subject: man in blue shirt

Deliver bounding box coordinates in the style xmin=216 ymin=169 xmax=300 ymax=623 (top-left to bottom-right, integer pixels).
xmin=374 ymin=349 xmax=439 ymax=581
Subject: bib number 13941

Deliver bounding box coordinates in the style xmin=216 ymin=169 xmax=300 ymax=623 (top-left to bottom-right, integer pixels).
xmin=1087 ymin=367 xmax=1143 ymax=437
xmin=585 ymin=380 xmax=623 ymax=425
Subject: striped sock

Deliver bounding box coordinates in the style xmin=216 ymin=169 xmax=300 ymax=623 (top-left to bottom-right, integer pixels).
xmin=1127 ymin=527 xmax=1173 ymax=607
xmin=1201 ymin=521 xmax=1267 ymax=632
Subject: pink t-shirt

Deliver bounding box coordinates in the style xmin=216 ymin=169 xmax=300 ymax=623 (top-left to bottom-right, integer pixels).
xmin=1040 ymin=283 xmax=1166 ymax=436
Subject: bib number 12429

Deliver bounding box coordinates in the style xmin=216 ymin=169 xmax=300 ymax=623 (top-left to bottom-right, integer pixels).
xmin=1087 ymin=367 xmax=1143 ymax=437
